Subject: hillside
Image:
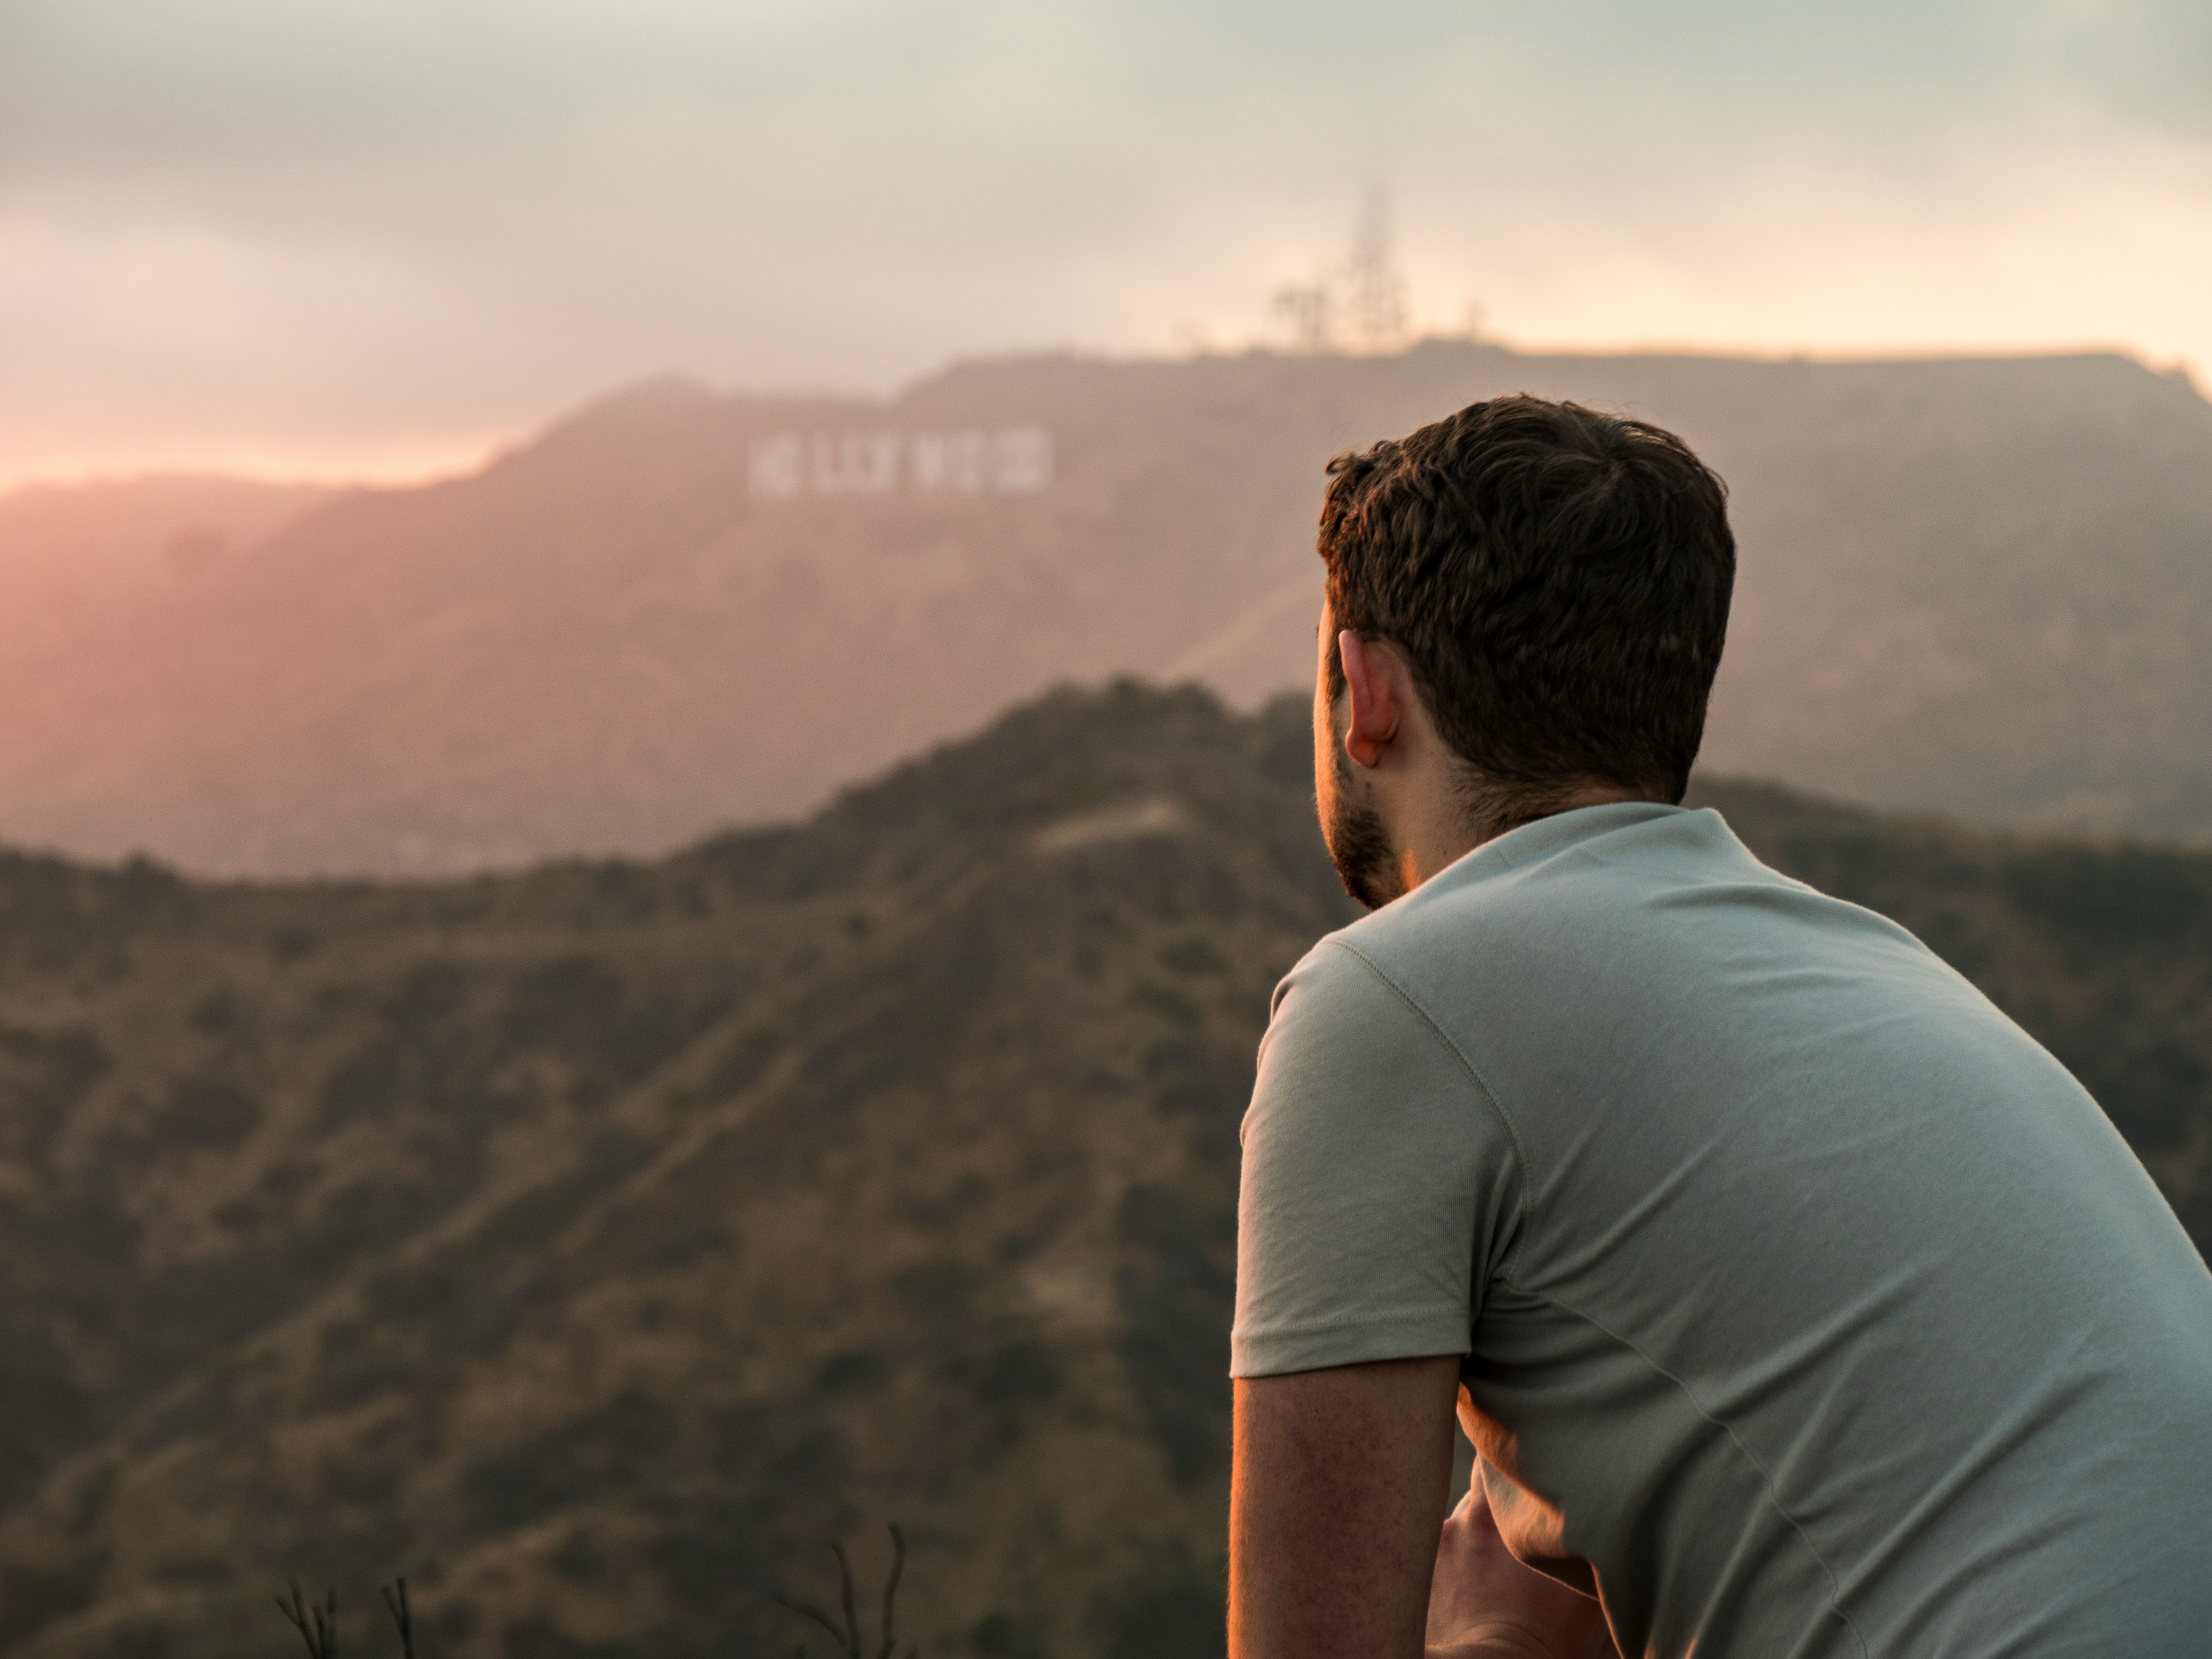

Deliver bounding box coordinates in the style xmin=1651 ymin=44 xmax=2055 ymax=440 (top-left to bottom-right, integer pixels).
xmin=0 ymin=477 xmax=326 ymax=667
xmin=0 ymin=684 xmax=2207 ymax=1659
xmin=0 ymin=344 xmax=2208 ymax=875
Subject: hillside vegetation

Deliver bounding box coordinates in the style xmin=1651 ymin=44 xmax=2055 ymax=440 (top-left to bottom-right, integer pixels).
xmin=0 ymin=344 xmax=2207 ymax=874
xmin=0 ymin=684 xmax=2206 ymax=1659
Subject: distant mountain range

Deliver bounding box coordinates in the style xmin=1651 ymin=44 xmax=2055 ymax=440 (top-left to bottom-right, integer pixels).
xmin=0 ymin=684 xmax=2206 ymax=1659
xmin=2 ymin=343 xmax=2209 ymax=875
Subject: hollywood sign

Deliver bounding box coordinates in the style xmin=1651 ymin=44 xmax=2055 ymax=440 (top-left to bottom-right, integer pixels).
xmin=748 ymin=425 xmax=1053 ymax=499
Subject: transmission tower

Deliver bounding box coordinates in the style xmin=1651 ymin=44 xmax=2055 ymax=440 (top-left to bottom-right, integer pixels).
xmin=1341 ymin=190 xmax=1409 ymax=353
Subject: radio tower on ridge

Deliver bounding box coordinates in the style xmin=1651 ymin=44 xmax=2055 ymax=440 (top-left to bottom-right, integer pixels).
xmin=1268 ymin=189 xmax=1411 ymax=355
xmin=1342 ymin=189 xmax=1409 ymax=354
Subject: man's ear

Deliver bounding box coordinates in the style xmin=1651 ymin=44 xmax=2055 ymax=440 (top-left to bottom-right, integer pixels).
xmin=1339 ymin=630 xmax=1400 ymax=769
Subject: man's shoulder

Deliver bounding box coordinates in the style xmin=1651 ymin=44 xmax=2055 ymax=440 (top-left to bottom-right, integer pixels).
xmin=1300 ymin=800 xmax=1957 ymax=1076
xmin=1264 ymin=932 xmax=1446 ymax=1062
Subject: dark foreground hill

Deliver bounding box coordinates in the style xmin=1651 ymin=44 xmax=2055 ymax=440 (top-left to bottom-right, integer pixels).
xmin=2 ymin=343 xmax=2209 ymax=875
xmin=0 ymin=684 xmax=2208 ymax=1659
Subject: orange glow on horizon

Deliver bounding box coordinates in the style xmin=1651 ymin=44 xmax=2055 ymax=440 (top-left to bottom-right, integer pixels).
xmin=0 ymin=434 xmax=510 ymax=497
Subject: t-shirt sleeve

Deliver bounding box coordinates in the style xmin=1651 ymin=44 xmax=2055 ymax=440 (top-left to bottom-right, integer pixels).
xmin=1231 ymin=939 xmax=1524 ymax=1379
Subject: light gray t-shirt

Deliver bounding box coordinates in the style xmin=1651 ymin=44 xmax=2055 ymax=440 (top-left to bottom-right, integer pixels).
xmin=1234 ymin=802 xmax=2212 ymax=1659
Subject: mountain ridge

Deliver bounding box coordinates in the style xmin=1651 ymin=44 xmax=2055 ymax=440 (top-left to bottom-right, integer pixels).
xmin=2 ymin=342 xmax=2208 ymax=875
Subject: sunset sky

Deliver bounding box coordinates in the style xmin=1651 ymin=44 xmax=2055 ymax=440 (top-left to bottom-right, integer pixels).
xmin=3 ymin=0 xmax=2207 ymax=486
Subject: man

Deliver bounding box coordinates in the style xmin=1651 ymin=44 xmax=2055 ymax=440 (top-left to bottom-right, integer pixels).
xmin=1227 ymin=396 xmax=2212 ymax=1658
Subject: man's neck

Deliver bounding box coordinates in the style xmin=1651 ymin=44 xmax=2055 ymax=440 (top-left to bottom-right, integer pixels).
xmin=1395 ymin=782 xmax=1657 ymax=893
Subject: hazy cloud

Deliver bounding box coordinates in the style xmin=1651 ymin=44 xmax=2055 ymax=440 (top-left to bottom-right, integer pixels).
xmin=3 ymin=0 xmax=2206 ymax=480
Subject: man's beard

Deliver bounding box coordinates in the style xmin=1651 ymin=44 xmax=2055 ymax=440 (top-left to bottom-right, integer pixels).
xmin=1324 ymin=743 xmax=1406 ymax=911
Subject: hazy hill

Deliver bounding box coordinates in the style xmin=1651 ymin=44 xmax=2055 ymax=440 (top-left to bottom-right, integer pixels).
xmin=0 ymin=477 xmax=326 ymax=667
xmin=0 ymin=683 xmax=2206 ymax=1659
xmin=0 ymin=344 xmax=2207 ymax=875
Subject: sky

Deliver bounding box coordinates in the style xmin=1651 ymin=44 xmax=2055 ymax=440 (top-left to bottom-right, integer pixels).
xmin=2 ymin=0 xmax=2207 ymax=486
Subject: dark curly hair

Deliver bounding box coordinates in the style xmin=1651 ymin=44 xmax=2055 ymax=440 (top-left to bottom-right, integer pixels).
xmin=1318 ymin=394 xmax=1735 ymax=818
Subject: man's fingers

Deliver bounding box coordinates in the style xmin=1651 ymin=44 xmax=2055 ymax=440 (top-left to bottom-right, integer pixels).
xmin=1451 ymin=1477 xmax=1499 ymax=1529
xmin=1430 ymin=1478 xmax=1619 ymax=1658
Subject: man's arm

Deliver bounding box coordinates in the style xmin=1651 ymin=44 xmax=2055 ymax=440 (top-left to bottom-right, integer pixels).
xmin=1231 ymin=946 xmax=1606 ymax=1655
xmin=1230 ymin=1356 xmax=1462 ymax=1659
xmin=1230 ymin=1359 xmax=1619 ymax=1659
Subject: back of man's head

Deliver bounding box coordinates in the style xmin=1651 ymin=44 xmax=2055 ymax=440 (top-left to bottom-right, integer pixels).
xmin=1319 ymin=394 xmax=1735 ymax=818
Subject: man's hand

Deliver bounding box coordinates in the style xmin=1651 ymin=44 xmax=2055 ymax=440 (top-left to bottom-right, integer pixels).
xmin=1426 ymin=1483 xmax=1618 ymax=1659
